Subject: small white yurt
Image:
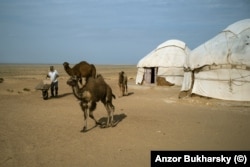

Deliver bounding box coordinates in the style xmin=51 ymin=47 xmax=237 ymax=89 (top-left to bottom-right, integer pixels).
xmin=136 ymin=39 xmax=191 ymax=86
xmin=181 ymin=19 xmax=250 ymax=101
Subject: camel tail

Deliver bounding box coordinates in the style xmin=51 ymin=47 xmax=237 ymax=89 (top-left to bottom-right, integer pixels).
xmin=112 ymin=94 xmax=116 ymax=99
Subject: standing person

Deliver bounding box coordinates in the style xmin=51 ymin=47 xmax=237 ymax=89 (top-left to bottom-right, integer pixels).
xmin=47 ymin=66 xmax=59 ymax=97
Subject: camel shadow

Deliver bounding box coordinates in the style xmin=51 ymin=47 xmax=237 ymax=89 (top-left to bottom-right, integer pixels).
xmin=80 ymin=124 xmax=98 ymax=133
xmin=126 ymin=92 xmax=134 ymax=96
xmin=51 ymin=92 xmax=73 ymax=99
xmin=98 ymin=113 xmax=127 ymax=128
xmin=80 ymin=113 xmax=127 ymax=133
xmin=119 ymin=92 xmax=134 ymax=98
xmin=58 ymin=92 xmax=73 ymax=98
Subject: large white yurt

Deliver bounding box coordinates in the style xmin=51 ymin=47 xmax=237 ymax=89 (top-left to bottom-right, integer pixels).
xmin=136 ymin=39 xmax=191 ymax=86
xmin=181 ymin=19 xmax=250 ymax=101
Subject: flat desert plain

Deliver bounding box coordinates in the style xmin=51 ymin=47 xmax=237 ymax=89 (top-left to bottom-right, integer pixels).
xmin=0 ymin=64 xmax=250 ymax=167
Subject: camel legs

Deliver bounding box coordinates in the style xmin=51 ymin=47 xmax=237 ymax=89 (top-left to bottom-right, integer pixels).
xmin=108 ymin=103 xmax=115 ymax=126
xmin=124 ymin=83 xmax=128 ymax=95
xmin=103 ymin=102 xmax=115 ymax=128
xmin=118 ymin=83 xmax=122 ymax=96
xmin=89 ymin=102 xmax=101 ymax=126
xmin=119 ymin=83 xmax=125 ymax=97
xmin=122 ymin=85 xmax=125 ymax=96
xmin=80 ymin=101 xmax=100 ymax=132
xmin=80 ymin=101 xmax=88 ymax=132
xmin=119 ymin=83 xmax=128 ymax=96
xmin=80 ymin=99 xmax=115 ymax=132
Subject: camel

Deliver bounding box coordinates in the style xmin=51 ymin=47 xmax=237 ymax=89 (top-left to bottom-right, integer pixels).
xmin=63 ymin=61 xmax=96 ymax=85
xmin=67 ymin=75 xmax=116 ymax=132
xmin=118 ymin=71 xmax=128 ymax=96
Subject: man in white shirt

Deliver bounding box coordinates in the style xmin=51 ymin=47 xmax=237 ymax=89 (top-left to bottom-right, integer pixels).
xmin=47 ymin=66 xmax=59 ymax=97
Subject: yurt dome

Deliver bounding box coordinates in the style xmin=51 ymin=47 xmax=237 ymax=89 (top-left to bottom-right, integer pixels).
xmin=181 ymin=19 xmax=250 ymax=101
xmin=136 ymin=39 xmax=191 ymax=86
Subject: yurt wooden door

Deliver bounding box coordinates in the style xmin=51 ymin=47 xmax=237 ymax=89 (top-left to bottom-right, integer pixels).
xmin=144 ymin=67 xmax=157 ymax=84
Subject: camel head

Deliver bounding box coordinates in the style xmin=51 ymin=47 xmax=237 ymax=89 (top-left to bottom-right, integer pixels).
xmin=66 ymin=76 xmax=78 ymax=87
xmin=63 ymin=62 xmax=69 ymax=68
xmin=119 ymin=71 xmax=124 ymax=75
xmin=67 ymin=76 xmax=84 ymax=100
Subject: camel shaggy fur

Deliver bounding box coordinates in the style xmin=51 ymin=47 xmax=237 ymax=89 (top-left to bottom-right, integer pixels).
xmin=118 ymin=71 xmax=128 ymax=96
xmin=63 ymin=61 xmax=96 ymax=85
xmin=67 ymin=75 xmax=116 ymax=132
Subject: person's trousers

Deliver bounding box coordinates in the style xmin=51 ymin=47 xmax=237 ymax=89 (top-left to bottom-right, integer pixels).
xmin=51 ymin=81 xmax=58 ymax=96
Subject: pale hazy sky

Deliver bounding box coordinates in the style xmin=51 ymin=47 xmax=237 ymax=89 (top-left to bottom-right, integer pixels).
xmin=0 ymin=0 xmax=250 ymax=64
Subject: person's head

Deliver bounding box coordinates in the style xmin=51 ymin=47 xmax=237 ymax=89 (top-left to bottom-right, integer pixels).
xmin=50 ymin=66 xmax=54 ymax=72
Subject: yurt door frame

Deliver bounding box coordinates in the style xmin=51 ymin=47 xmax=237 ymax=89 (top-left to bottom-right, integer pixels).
xmin=144 ymin=67 xmax=157 ymax=84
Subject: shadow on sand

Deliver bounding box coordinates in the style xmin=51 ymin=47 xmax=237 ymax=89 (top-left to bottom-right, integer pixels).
xmin=126 ymin=92 xmax=134 ymax=96
xmin=98 ymin=113 xmax=127 ymax=128
xmin=80 ymin=113 xmax=127 ymax=133
xmin=119 ymin=92 xmax=134 ymax=98
xmin=56 ymin=92 xmax=73 ymax=98
xmin=46 ymin=92 xmax=72 ymax=99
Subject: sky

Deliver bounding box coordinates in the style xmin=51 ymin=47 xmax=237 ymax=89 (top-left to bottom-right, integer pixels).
xmin=0 ymin=0 xmax=250 ymax=65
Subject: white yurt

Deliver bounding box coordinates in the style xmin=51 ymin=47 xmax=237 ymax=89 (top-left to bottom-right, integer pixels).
xmin=136 ymin=39 xmax=191 ymax=86
xmin=181 ymin=19 xmax=250 ymax=101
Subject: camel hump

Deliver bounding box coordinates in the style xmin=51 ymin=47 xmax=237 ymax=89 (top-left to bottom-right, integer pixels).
xmin=91 ymin=64 xmax=96 ymax=68
xmin=90 ymin=64 xmax=97 ymax=77
xmin=79 ymin=61 xmax=89 ymax=65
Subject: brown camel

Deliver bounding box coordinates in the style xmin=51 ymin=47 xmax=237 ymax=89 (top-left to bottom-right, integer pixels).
xmin=63 ymin=61 xmax=96 ymax=85
xmin=67 ymin=75 xmax=116 ymax=132
xmin=118 ymin=71 xmax=128 ymax=97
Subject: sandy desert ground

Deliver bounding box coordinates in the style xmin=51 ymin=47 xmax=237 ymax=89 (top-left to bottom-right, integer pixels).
xmin=0 ymin=64 xmax=250 ymax=167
